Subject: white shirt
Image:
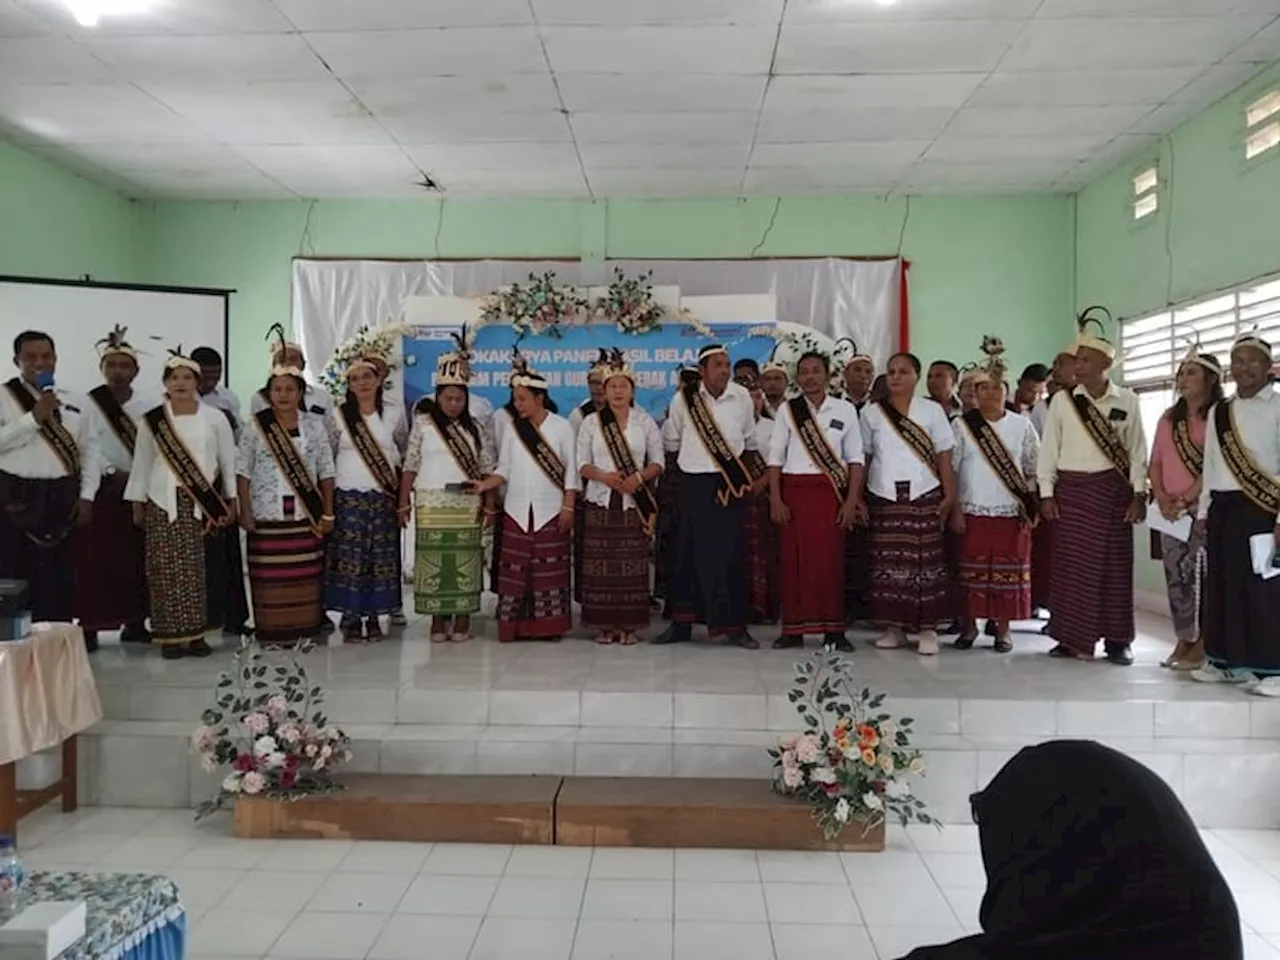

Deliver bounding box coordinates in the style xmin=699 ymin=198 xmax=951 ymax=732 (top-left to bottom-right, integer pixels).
xmin=469 ymin=393 xmax=494 ymax=424
xmin=767 ymin=395 xmax=865 ymax=475
xmin=250 ymin=383 xmax=334 ymax=418
xmin=404 ymin=411 xmax=497 ymax=491
xmin=952 ymin=411 xmax=1040 ymax=518
xmin=124 ymin=402 xmax=237 ymax=523
xmin=569 ymin=399 xmax=603 ymax=436
xmin=576 ymin=408 xmax=663 ymax=510
xmin=754 ymin=416 xmax=775 ymax=457
xmin=200 ymin=383 xmax=241 ymax=423
xmin=492 ymin=405 xmax=514 ymax=454
xmin=860 ymin=397 xmax=955 ymax=502
xmin=236 ymin=415 xmax=336 ymax=522
xmin=1197 ymin=389 xmax=1280 ymax=521
xmin=1037 ymin=382 xmax=1147 ymax=497
xmin=0 ymin=378 xmax=102 ymax=501
xmin=88 ymin=389 xmax=156 ymax=475
xmin=495 ymin=412 xmax=580 ymax=533
xmin=1029 ymin=398 xmax=1049 ymax=437
xmin=665 ymin=381 xmax=758 ymax=475
xmin=329 ymin=407 xmax=405 ymax=492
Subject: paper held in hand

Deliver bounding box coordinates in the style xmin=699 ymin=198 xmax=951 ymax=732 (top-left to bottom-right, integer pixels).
xmin=1146 ymin=502 xmax=1193 ymax=543
xmin=1249 ymin=533 xmax=1280 ymax=580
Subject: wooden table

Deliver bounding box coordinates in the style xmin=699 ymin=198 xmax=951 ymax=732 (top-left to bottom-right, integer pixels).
xmin=0 ymin=623 xmax=102 ymax=837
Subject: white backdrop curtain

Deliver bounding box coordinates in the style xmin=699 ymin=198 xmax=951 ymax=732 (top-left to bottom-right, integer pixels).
xmin=291 ymin=257 xmax=904 ymax=373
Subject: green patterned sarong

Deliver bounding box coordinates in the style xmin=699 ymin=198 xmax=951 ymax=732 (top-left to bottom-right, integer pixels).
xmin=414 ymin=489 xmax=483 ymax=615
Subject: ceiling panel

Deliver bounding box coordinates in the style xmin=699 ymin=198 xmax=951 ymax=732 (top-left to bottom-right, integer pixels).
xmin=556 ymin=74 xmax=766 ymax=112
xmin=579 ymin=142 xmax=750 ymax=169
xmin=0 ymin=83 xmax=208 ymax=144
xmin=1224 ymin=17 xmax=1280 ymax=63
xmin=145 ymin=80 xmax=391 ymax=146
xmin=377 ymin=108 xmax=572 ymax=144
xmin=1036 ymin=0 xmax=1280 ymax=17
xmin=54 ymin=141 xmax=286 ymax=191
xmin=752 ymin=140 xmax=930 ymax=166
xmin=785 ymin=0 xmax=1041 ymax=22
xmin=444 ymin=168 xmax=590 ymax=197
xmin=765 ymin=74 xmax=985 ymax=110
xmin=925 ymin=135 xmax=1109 ymax=163
xmin=532 ymin=0 xmax=783 ymax=25
xmin=1126 ymin=101 xmax=1203 ymax=135
xmin=271 ymin=0 xmax=532 ymax=31
xmin=81 ymin=34 xmax=329 ymax=82
xmin=0 ymin=36 xmax=113 ymax=82
xmin=1170 ymin=62 xmax=1269 ymax=102
xmin=1002 ymin=17 xmax=1273 ymax=71
xmin=304 ymin=27 xmax=549 ymax=78
xmin=587 ymin=167 xmax=746 ymax=197
xmin=743 ymin=164 xmax=907 ymax=190
xmin=947 ymin=104 xmax=1155 ymax=139
xmin=756 ymin=106 xmax=955 ymax=143
xmin=572 ymin=111 xmax=758 ymax=144
xmin=540 ymin=25 xmax=777 ymax=74
xmin=237 ymin=144 xmax=422 ymax=194
xmin=403 ymin=142 xmax=582 ymax=173
xmin=969 ymin=68 xmax=1203 ymax=107
xmin=348 ymin=75 xmax=562 ymax=115
xmin=775 ymin=21 xmax=1023 ymax=75
xmin=18 ymin=0 xmax=294 ymax=35
xmin=904 ymin=159 xmax=1079 ymax=186
xmin=0 ymin=0 xmax=48 ymax=36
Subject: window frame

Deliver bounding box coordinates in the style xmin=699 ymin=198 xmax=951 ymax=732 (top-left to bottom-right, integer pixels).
xmin=1244 ymin=85 xmax=1280 ymax=164
xmin=1130 ymin=162 xmax=1159 ymax=222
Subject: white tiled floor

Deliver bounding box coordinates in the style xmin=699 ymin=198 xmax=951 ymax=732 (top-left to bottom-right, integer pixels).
xmin=14 ymin=804 xmax=1280 ymax=960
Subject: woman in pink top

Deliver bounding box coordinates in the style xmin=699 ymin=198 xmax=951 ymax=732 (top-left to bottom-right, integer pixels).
xmin=1148 ymin=349 xmax=1223 ymax=670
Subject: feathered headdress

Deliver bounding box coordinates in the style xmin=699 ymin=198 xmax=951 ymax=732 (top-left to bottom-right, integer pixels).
xmin=1233 ymin=327 xmax=1274 ymax=363
xmin=318 ymin=321 xmax=410 ymax=398
xmin=597 ymin=347 xmax=634 ymax=384
xmin=1074 ymin=306 xmax=1116 ymax=360
xmin=510 ymin=339 xmax=548 ymax=391
xmin=435 ymin=324 xmax=473 ymax=389
xmin=586 ymin=347 xmax=611 ymax=383
xmin=1179 ymin=337 xmax=1224 ymax=378
xmin=96 ymin=324 xmax=138 ymax=365
xmin=265 ymin=323 xmax=304 ymax=378
xmin=967 ymin=335 xmax=1008 ymax=385
xmin=164 ymin=344 xmax=202 ymax=375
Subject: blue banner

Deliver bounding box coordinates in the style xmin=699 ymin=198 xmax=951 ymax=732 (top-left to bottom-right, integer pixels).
xmin=402 ymin=322 xmax=777 ymax=420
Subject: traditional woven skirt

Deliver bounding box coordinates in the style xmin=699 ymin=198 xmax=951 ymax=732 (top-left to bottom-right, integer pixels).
xmin=1048 ymin=470 xmax=1135 ymax=655
xmin=1203 ymin=491 xmax=1280 ymax=676
xmin=1030 ymin=522 xmax=1054 ymax=610
xmin=957 ymin=514 xmax=1032 ymax=622
xmin=247 ymin=519 xmax=325 ymax=643
xmin=75 ymin=476 xmax=146 ymax=631
xmin=572 ymin=496 xmax=587 ymax=604
xmin=496 ymin=513 xmax=572 ymax=642
xmin=779 ymin=474 xmax=845 ymax=636
xmin=413 ymin=489 xmax=483 ymax=616
xmin=669 ymin=473 xmax=750 ymax=634
xmin=325 ymin=488 xmax=400 ymax=618
xmin=745 ymin=492 xmax=779 ymax=624
xmin=143 ymin=494 xmax=207 ymax=646
xmin=204 ymin=482 xmax=249 ymax=633
xmin=1160 ymin=525 xmax=1206 ymax=643
xmin=844 ymin=525 xmax=873 ymax=624
xmin=654 ymin=452 xmax=682 ymax=606
xmin=580 ymin=498 xmax=651 ymax=631
xmin=868 ymin=488 xmax=950 ymax=632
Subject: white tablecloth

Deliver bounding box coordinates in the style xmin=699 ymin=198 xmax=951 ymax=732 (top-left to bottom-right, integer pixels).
xmin=0 ymin=623 xmax=102 ymax=766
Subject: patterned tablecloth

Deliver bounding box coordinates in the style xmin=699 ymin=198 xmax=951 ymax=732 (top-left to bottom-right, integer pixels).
xmin=24 ymin=871 xmax=184 ymax=960
xmin=0 ymin=623 xmax=102 ymax=766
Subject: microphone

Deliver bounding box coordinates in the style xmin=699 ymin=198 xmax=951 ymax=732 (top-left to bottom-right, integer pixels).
xmin=35 ymin=370 xmax=55 ymax=393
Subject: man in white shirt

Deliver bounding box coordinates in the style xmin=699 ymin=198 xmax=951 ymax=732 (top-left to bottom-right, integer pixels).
xmin=767 ymin=352 xmax=866 ymax=652
xmin=0 ymin=330 xmax=101 ymax=632
xmin=1193 ymin=334 xmax=1280 ymax=696
xmin=760 ymin=362 xmax=789 ymax=417
xmin=77 ymin=327 xmax=154 ymax=648
xmin=192 ymin=344 xmax=250 ymax=636
xmin=843 ymin=354 xmax=875 ymax=411
xmin=1038 ymin=327 xmax=1147 ymax=666
xmin=654 ymin=344 xmax=761 ymax=649
xmin=568 ymin=359 xmax=607 ymax=435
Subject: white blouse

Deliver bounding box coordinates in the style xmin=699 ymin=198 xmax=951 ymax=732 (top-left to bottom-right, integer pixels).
xmin=328 ymin=406 xmax=406 ymax=492
xmin=236 ymin=415 xmax=336 ymax=522
xmin=124 ymin=402 xmax=237 ymax=522
xmin=952 ymin=412 xmax=1040 ymax=518
xmin=404 ymin=411 xmax=497 ymax=491
xmin=766 ymin=395 xmax=865 ymax=475
xmin=495 ymin=412 xmax=580 ymax=533
xmin=575 ymin=408 xmax=664 ymax=510
xmin=860 ymin=397 xmax=955 ymax=502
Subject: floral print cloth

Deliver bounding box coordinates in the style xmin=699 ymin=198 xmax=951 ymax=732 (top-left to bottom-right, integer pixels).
xmin=25 ymin=871 xmax=183 ymax=960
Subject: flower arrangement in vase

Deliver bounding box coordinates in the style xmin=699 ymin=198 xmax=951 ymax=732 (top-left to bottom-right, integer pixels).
xmin=770 ymin=651 xmax=937 ymax=839
xmin=595 ymin=268 xmax=666 ymax=336
xmin=480 ymin=271 xmax=588 ymax=339
xmin=191 ymin=642 xmax=351 ymax=819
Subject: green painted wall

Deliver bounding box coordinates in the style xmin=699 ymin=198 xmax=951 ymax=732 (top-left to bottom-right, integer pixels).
xmin=0 ymin=140 xmax=139 ymax=283
xmin=1076 ymin=61 xmax=1280 ymax=595
xmin=135 ymin=194 xmax=1076 ymax=401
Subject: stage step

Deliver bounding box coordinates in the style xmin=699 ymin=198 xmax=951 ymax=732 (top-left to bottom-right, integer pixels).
xmin=231 ymin=775 xmax=886 ymax=852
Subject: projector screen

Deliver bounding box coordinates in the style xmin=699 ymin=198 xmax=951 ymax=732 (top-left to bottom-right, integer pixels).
xmin=0 ymin=276 xmax=231 ymax=395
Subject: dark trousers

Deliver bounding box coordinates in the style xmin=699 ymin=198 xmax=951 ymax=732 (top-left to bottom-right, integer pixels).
xmin=668 ymin=473 xmax=748 ymax=634
xmin=204 ymin=524 xmax=249 ymax=631
xmin=0 ymin=476 xmax=77 ymax=622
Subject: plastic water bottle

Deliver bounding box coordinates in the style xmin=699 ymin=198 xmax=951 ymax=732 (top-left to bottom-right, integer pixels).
xmin=0 ymin=835 xmax=26 ymax=922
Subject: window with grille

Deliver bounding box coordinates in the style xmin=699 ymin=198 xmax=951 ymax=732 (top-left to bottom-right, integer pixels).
xmin=1131 ymin=164 xmax=1158 ymax=221
xmin=1245 ymin=88 xmax=1280 ymax=160
xmin=1119 ymin=273 xmax=1280 ymax=445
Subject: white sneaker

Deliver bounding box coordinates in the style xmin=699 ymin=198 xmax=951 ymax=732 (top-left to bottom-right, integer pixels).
xmin=1249 ymin=677 xmax=1280 ymax=697
xmin=875 ymin=631 xmax=905 ymax=650
xmin=1190 ymin=663 xmax=1257 ymax=685
xmin=917 ymin=631 xmax=940 ymax=656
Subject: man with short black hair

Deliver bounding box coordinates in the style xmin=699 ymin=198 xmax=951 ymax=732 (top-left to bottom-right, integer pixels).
xmin=1011 ymin=363 xmax=1050 ymax=414
xmin=0 ymin=331 xmax=102 ymax=631
xmin=733 ymin=357 xmax=760 ymax=386
xmin=927 ymin=360 xmax=962 ymax=420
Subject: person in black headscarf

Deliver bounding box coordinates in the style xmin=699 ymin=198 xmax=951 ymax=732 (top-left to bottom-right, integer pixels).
xmin=899 ymin=740 xmax=1241 ymax=960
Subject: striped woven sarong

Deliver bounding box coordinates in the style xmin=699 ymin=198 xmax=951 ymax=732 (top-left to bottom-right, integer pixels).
xmin=580 ymin=498 xmax=651 ymax=631
xmin=247 ymin=519 xmax=325 ymax=643
xmin=868 ymin=488 xmax=950 ymax=632
xmin=496 ymin=513 xmax=571 ymax=641
xmin=325 ymin=488 xmax=401 ymax=618
xmin=958 ymin=514 xmax=1032 ymax=621
xmin=414 ymin=490 xmax=483 ymax=616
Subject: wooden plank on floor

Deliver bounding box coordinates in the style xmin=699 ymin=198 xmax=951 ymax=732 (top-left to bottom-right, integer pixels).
xmin=234 ymin=774 xmax=561 ymax=844
xmin=555 ymin=777 xmax=885 ymax=852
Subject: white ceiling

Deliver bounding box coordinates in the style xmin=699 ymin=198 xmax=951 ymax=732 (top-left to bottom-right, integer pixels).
xmin=1 ymin=0 xmax=1278 ymax=200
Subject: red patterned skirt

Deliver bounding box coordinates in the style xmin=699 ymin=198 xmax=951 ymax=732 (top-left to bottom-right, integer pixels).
xmin=868 ymin=489 xmax=950 ymax=631
xmin=744 ymin=492 xmax=779 ymax=623
xmin=247 ymin=520 xmax=326 ymax=644
xmin=496 ymin=514 xmax=572 ymax=642
xmin=958 ymin=514 xmax=1032 ymax=621
xmin=580 ymin=500 xmax=651 ymax=631
xmin=779 ymin=474 xmax=845 ymax=635
xmin=76 ymin=475 xmax=146 ymax=631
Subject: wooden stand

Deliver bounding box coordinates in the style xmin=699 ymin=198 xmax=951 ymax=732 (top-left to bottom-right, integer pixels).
xmin=0 ymin=736 xmax=79 ymax=838
xmin=234 ymin=774 xmax=885 ymax=853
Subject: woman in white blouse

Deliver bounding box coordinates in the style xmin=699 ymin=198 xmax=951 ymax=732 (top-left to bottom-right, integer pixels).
xmin=576 ymin=352 xmax=663 ymax=645
xmin=125 ymin=353 xmax=238 ymax=660
xmin=471 ymin=357 xmax=579 ymax=642
xmin=399 ymin=348 xmax=497 ymax=644
xmin=236 ymin=367 xmax=336 ymax=645
xmin=324 ymin=358 xmax=407 ymax=642
xmin=949 ymin=348 xmax=1040 ymax=653
xmin=860 ymin=352 xmax=958 ymax=655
